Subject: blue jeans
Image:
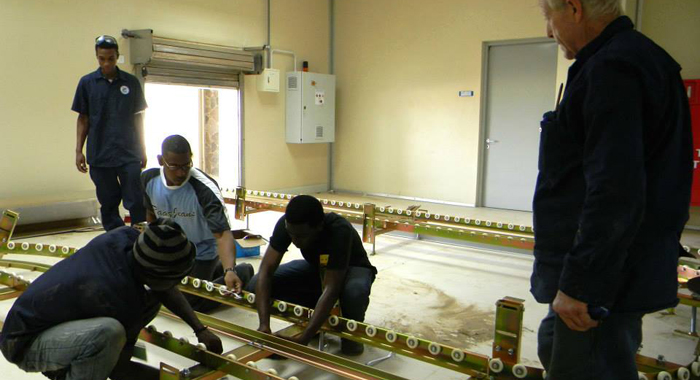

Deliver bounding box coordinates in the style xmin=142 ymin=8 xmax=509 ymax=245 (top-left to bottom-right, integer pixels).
xmin=16 ymin=317 xmax=126 ymax=380
xmin=89 ymin=162 xmax=146 ymax=231
xmin=246 ymin=259 xmax=375 ymax=321
xmin=537 ymin=308 xmax=643 ymax=380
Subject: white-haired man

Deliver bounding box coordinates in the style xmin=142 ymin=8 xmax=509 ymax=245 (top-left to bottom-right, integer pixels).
xmin=532 ymin=0 xmax=692 ymax=379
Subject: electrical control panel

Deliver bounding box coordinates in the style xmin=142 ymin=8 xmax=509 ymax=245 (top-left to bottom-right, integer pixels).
xmin=286 ymin=72 xmax=335 ymax=143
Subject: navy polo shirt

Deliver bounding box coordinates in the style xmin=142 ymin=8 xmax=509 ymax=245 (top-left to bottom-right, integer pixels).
xmin=71 ymin=67 xmax=147 ymax=167
xmin=0 ymin=227 xmax=161 ymax=364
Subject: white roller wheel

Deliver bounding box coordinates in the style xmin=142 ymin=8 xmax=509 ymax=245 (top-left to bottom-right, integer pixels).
xmin=147 ymin=324 xmax=157 ymax=333
xmin=657 ymin=371 xmax=672 ymax=380
xmin=465 ymin=218 xmax=471 ymax=224
xmin=692 ymin=361 xmax=700 ymax=376
xmin=331 ymin=201 xmax=336 ymax=206
xmin=475 ymin=219 xmax=482 ymax=225
xmin=266 ymin=192 xmax=271 ymax=197
xmin=62 ymin=246 xmax=70 ymax=254
xmin=379 ymin=207 xmax=385 ymax=212
xmin=6 ymin=242 xmax=14 ymax=250
xmin=388 ymin=208 xmax=394 ymax=214
xmin=434 ymin=214 xmax=440 ymax=220
xmin=218 ymin=286 xmax=229 ymax=296
xmin=246 ymin=361 xmax=257 ymax=368
xmin=385 ymin=331 xmax=397 ymax=343
xmin=520 ymin=225 xmax=527 ymax=231
xmin=179 ymin=337 xmax=189 ymax=345
xmin=486 ymin=221 xmax=492 ymax=227
xmin=489 ymin=358 xmax=504 ymax=373
xmin=365 ymin=325 xmax=377 ymax=337
xmin=309 ymin=310 xmax=314 ymax=318
xmin=196 ymin=343 xmax=207 ymax=351
xmin=204 ymin=281 xmax=214 ymax=292
xmin=497 ymin=222 xmax=503 ymax=228
xmin=346 ymin=320 xmax=358 ymax=332
xmin=289 ymin=377 xmax=300 ymax=380
xmin=328 ymin=315 xmax=340 ymax=327
xmin=192 ymin=278 xmax=201 ymax=288
xmin=180 ymin=277 xmax=189 ymax=285
xmin=339 ymin=202 xmax=344 ymax=207
xmin=638 ymin=373 xmax=648 ymax=380
xmin=21 ymin=242 xmax=29 ymax=250
xmin=677 ymin=367 xmax=691 ymax=380
xmin=48 ymin=245 xmax=57 ymax=253
xmin=277 ymin=301 xmax=288 ymax=312
xmin=451 ymin=349 xmax=465 ymax=362
xmin=406 ymin=336 xmax=419 ymax=349
xmin=246 ymin=293 xmax=256 ymax=304
xmin=163 ymin=330 xmax=173 ymax=338
xmin=226 ymin=354 xmax=238 ymax=361
xmin=428 ymin=342 xmax=442 ymax=356
xmin=252 ymin=191 xmax=258 ymax=195
xmin=512 ymin=363 xmax=528 ymax=378
xmin=35 ymin=243 xmax=43 ymax=251
xmin=425 ymin=213 xmax=431 ymax=218
xmin=293 ymin=305 xmax=305 ymax=317
xmin=508 ymin=223 xmax=514 ymax=229
xmin=267 ymin=369 xmax=278 ymax=375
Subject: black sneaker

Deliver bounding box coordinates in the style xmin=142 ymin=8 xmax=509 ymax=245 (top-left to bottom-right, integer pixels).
xmin=235 ymin=263 xmax=254 ymax=288
xmin=341 ymin=338 xmax=364 ymax=356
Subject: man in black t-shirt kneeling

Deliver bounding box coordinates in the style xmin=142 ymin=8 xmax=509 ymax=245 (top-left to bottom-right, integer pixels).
xmin=245 ymin=195 xmax=377 ymax=355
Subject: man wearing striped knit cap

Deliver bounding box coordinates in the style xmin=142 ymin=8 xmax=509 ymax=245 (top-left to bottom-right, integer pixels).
xmin=0 ymin=218 xmax=221 ymax=380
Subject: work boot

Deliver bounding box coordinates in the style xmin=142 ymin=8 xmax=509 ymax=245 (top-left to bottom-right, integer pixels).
xmin=341 ymin=338 xmax=364 ymax=356
xmin=235 ymin=263 xmax=254 ymax=288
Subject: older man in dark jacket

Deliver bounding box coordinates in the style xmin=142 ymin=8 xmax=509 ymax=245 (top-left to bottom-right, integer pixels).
xmin=533 ymin=0 xmax=692 ymax=379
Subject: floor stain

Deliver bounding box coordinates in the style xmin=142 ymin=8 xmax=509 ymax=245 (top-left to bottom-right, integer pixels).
xmin=367 ymin=275 xmax=494 ymax=349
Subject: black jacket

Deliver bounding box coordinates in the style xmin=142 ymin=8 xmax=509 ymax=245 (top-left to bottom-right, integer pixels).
xmin=531 ymin=16 xmax=692 ymax=312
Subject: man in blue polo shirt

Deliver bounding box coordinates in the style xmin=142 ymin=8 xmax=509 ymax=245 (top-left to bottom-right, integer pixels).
xmin=72 ymin=35 xmax=147 ymax=231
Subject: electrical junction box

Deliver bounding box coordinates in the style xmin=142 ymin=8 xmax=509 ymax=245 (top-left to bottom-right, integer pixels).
xmin=286 ymin=71 xmax=335 ymax=143
xmin=257 ymin=68 xmax=280 ymax=92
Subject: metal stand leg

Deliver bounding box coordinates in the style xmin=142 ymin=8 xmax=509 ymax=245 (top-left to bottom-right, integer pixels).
xmin=372 ymin=227 xmax=376 ymax=256
xmin=366 ymin=351 xmax=394 ymax=366
xmin=318 ymin=331 xmax=326 ymax=351
xmin=674 ymin=306 xmax=699 ymax=337
xmin=246 ymin=214 xmax=250 ymax=230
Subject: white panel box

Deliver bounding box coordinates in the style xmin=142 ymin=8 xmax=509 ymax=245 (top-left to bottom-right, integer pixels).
xmin=257 ymin=68 xmax=280 ymax=92
xmin=286 ymin=72 xmax=335 ymax=143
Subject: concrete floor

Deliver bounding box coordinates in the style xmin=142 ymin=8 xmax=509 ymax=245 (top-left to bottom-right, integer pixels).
xmin=1 ymin=195 xmax=699 ymax=379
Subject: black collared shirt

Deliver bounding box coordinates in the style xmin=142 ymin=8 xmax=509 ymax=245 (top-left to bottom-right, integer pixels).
xmin=531 ymin=16 xmax=693 ymax=312
xmin=71 ymin=67 xmax=147 ymax=167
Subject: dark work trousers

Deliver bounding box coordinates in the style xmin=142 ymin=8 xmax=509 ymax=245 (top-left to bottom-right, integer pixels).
xmin=185 ymin=257 xmax=253 ymax=313
xmin=245 ymin=259 xmax=375 ymax=322
xmin=89 ymin=162 xmax=146 ymax=231
xmin=537 ymin=307 xmax=643 ymax=380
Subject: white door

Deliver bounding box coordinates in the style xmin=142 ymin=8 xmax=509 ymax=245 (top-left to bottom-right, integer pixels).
xmin=481 ymin=41 xmax=558 ymax=211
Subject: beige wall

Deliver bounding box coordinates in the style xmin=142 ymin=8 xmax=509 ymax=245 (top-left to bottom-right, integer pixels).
xmin=0 ymin=0 xmax=329 ymax=204
xmin=333 ymin=0 xmax=547 ymax=204
xmin=332 ymin=0 xmax=699 ymax=205
xmin=244 ymin=0 xmax=330 ymax=193
xmin=641 ymin=0 xmax=700 ymax=79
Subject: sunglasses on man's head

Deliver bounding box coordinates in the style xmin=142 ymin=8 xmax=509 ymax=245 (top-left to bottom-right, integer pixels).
xmin=95 ymin=35 xmax=118 ymax=47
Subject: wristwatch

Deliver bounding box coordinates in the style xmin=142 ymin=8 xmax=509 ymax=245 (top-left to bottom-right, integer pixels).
xmin=223 ymin=267 xmax=236 ymax=275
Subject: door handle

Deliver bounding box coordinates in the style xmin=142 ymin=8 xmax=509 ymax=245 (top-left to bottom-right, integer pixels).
xmin=486 ymin=139 xmax=499 ymax=144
